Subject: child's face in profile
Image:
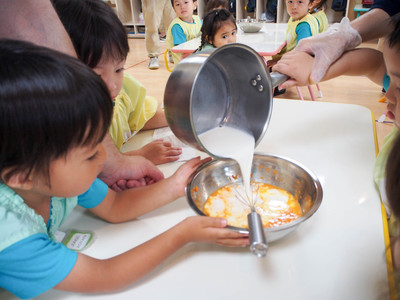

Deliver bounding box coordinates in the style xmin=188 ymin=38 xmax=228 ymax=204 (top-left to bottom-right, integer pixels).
xmin=173 ymin=0 xmax=197 ymax=23
xmin=93 ymin=56 xmax=125 ymax=100
xmin=35 ymin=142 xmax=107 ymax=198
xmin=383 ymin=42 xmax=400 ymax=129
xmin=209 ymin=22 xmax=237 ymax=48
xmin=286 ymin=0 xmax=311 ymax=21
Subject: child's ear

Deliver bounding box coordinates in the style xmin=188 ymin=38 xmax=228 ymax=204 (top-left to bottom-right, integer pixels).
xmin=1 ymin=170 xmax=34 ymax=190
xmin=207 ymin=35 xmax=213 ymax=45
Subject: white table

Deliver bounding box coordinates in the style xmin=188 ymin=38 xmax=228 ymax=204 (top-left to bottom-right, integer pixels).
xmin=1 ymin=100 xmax=392 ymax=299
xmin=172 ymin=23 xmax=287 ymax=56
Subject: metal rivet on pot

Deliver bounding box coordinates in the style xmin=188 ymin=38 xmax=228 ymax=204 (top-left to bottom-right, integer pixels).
xmin=251 ymin=79 xmax=257 ymax=86
xmin=258 ymin=85 xmax=264 ymax=92
xmin=256 ymin=74 xmax=262 ymax=81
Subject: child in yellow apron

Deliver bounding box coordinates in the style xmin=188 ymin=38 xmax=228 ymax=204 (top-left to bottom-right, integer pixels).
xmin=310 ymin=0 xmax=329 ymax=33
xmin=269 ymin=0 xmax=319 ymax=65
xmin=166 ymin=0 xmax=202 ymax=64
xmin=53 ymin=0 xmax=182 ymax=165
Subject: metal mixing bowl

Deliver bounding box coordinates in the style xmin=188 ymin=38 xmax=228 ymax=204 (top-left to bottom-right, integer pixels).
xmin=237 ymin=19 xmax=265 ymax=33
xmin=186 ymin=153 xmax=323 ymax=242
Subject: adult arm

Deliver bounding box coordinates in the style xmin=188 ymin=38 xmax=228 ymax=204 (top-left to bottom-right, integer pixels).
xmin=279 ymin=7 xmax=392 ymax=84
xmin=0 ymin=0 xmax=76 ymax=57
xmin=351 ymin=8 xmax=392 ymax=42
xmin=273 ymin=48 xmax=386 ymax=88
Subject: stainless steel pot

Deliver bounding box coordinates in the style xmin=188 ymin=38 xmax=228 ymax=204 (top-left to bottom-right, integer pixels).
xmin=164 ymin=43 xmax=287 ymax=159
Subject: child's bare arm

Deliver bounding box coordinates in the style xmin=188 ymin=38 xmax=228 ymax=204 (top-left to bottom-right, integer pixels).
xmin=89 ymin=157 xmax=210 ymax=223
xmin=55 ymin=216 xmax=248 ymax=293
xmin=125 ymin=139 xmax=182 ymax=165
xmin=142 ymin=109 xmax=168 ymax=130
xmin=273 ymin=48 xmax=385 ymax=89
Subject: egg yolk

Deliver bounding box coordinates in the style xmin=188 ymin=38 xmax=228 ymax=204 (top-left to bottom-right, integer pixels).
xmin=203 ymin=182 xmax=302 ymax=228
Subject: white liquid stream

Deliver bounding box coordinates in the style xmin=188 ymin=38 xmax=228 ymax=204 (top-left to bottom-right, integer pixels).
xmin=198 ymin=126 xmax=255 ymax=202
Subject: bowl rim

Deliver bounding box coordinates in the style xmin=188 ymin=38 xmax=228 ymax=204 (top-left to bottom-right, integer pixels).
xmin=185 ymin=152 xmax=323 ymax=234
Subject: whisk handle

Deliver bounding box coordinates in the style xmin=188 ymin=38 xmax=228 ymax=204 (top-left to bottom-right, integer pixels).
xmin=247 ymin=211 xmax=268 ymax=257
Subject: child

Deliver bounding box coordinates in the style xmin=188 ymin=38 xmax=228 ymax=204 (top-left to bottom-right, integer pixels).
xmin=166 ymin=0 xmax=202 ymax=64
xmin=309 ymin=0 xmax=328 ymax=33
xmin=197 ymin=8 xmax=237 ymax=52
xmin=206 ymin=0 xmax=229 ymax=13
xmin=52 ymin=0 xmax=182 ymax=165
xmin=269 ymin=0 xmax=319 ymax=67
xmin=0 ymin=39 xmax=249 ymax=299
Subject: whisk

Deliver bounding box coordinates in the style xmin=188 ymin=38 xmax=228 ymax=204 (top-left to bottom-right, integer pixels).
xmin=232 ymin=182 xmax=268 ymax=258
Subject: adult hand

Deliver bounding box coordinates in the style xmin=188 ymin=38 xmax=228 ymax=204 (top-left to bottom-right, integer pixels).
xmin=272 ymin=51 xmax=314 ymax=89
xmin=294 ymin=17 xmax=362 ymax=83
xmin=100 ymin=154 xmax=164 ymax=192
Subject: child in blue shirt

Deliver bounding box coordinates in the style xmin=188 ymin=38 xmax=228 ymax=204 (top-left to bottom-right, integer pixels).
xmin=166 ymin=0 xmax=202 ymax=64
xmin=268 ymin=0 xmax=319 ymax=68
xmin=0 ymin=40 xmax=248 ymax=299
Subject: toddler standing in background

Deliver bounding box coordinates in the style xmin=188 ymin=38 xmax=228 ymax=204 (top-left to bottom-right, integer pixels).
xmin=197 ymin=8 xmax=237 ymax=52
xmin=0 ymin=39 xmax=248 ymax=299
xmin=52 ymin=0 xmax=182 ymax=165
xmin=167 ymin=0 xmax=202 ymax=64
xmin=309 ymin=0 xmax=328 ymax=33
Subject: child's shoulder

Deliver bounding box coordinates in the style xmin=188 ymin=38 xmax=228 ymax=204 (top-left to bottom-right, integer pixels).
xmin=0 ymin=184 xmax=47 ymax=251
xmin=121 ymin=73 xmax=145 ymax=96
xmin=193 ymin=15 xmax=201 ymax=23
xmin=290 ymin=14 xmax=319 ymax=30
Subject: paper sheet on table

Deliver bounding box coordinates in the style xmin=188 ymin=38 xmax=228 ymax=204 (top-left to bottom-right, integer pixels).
xmin=153 ymin=127 xmax=201 ymax=161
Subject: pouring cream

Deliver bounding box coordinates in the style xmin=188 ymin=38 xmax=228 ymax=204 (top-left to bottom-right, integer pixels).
xmin=198 ymin=126 xmax=255 ymax=203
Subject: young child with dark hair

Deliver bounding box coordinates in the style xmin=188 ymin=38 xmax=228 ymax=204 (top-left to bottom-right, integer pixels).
xmin=0 ymin=39 xmax=248 ymax=299
xmin=197 ymin=8 xmax=237 ymax=52
xmin=206 ymin=0 xmax=229 ymax=13
xmin=166 ymin=0 xmax=202 ymax=64
xmin=309 ymin=0 xmax=328 ymax=33
xmin=52 ymin=0 xmax=182 ymax=165
xmin=268 ymin=0 xmax=319 ymax=68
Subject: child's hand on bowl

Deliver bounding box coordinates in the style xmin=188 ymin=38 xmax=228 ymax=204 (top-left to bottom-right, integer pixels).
xmin=175 ymin=216 xmax=249 ymax=247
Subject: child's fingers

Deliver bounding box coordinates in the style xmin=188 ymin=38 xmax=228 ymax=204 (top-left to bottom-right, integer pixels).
xmin=215 ymin=237 xmax=250 ymax=247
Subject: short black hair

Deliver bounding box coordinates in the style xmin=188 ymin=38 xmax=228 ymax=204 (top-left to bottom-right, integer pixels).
xmin=199 ymin=8 xmax=236 ymax=49
xmin=206 ymin=0 xmax=229 ymax=13
xmin=52 ymin=0 xmax=129 ymax=68
xmin=0 ymin=39 xmax=113 ymax=183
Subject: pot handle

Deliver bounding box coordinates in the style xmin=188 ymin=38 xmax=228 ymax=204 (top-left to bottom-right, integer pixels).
xmin=270 ymin=71 xmax=289 ymax=88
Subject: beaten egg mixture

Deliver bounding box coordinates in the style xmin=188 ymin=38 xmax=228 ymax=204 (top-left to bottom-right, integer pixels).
xmin=204 ymin=183 xmax=302 ymax=228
